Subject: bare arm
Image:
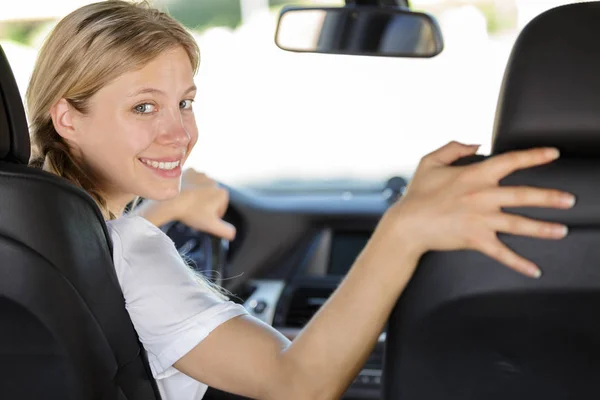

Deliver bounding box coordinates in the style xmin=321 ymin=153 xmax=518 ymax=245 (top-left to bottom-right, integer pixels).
xmin=173 ymin=143 xmax=575 ymax=399
xmin=174 ymin=228 xmax=420 ymax=399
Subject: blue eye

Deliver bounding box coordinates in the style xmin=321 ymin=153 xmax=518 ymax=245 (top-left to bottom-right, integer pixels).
xmin=134 ymin=103 xmax=156 ymax=114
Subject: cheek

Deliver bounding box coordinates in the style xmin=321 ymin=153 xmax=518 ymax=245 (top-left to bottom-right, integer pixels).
xmin=82 ymin=114 xmax=148 ymax=152
xmin=121 ymin=122 xmax=158 ymax=157
xmin=185 ymin=117 xmax=199 ymax=148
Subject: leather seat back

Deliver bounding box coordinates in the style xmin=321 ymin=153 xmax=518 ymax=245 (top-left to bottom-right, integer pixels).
xmin=384 ymin=3 xmax=600 ymax=399
xmin=0 ymin=46 xmax=160 ymax=399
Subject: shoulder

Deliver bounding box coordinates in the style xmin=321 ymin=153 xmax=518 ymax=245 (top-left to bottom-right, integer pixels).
xmin=106 ymin=215 xmax=166 ymax=246
xmin=107 ymin=215 xmax=176 ymax=261
xmin=105 ymin=218 xmax=248 ymax=379
xmin=106 ymin=215 xmax=185 ymax=292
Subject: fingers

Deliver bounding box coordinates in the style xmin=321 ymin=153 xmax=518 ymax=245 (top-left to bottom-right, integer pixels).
xmin=188 ymin=185 xmax=228 ymax=210
xmin=207 ymin=220 xmax=237 ymax=241
xmin=478 ymin=237 xmax=541 ymax=278
xmin=192 ymin=176 xmax=217 ymax=187
xmin=215 ymin=187 xmax=229 ymax=217
xmin=474 ymin=211 xmax=569 ymax=278
xmin=421 ymin=141 xmax=480 ymax=166
xmin=475 ymin=186 xmax=576 ymax=209
xmin=490 ymin=213 xmax=568 ymax=240
xmin=183 ymin=169 xmax=216 ymax=186
xmin=479 ymin=147 xmax=560 ymax=180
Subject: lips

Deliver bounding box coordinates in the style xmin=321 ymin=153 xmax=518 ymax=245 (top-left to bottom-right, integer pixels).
xmin=139 ymin=158 xmax=181 ymax=170
xmin=138 ymin=157 xmax=183 ymax=179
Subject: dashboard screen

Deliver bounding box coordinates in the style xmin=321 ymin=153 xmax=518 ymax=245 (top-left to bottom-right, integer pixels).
xmin=328 ymin=231 xmax=371 ymax=275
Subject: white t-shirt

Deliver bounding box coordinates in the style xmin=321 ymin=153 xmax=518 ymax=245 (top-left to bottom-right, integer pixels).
xmin=107 ymin=215 xmax=249 ymax=400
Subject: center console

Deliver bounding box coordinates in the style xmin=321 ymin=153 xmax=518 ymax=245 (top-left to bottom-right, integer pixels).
xmin=270 ymin=227 xmax=383 ymax=399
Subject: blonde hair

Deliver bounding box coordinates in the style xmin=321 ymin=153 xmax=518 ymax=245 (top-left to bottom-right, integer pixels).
xmin=26 ymin=1 xmax=230 ymax=299
xmin=26 ymin=0 xmax=199 ymax=220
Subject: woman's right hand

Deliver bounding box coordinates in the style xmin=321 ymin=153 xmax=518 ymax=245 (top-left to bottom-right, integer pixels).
xmin=379 ymin=141 xmax=576 ymax=278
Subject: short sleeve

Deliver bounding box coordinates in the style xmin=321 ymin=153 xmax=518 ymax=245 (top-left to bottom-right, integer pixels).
xmin=107 ymin=216 xmax=248 ymax=379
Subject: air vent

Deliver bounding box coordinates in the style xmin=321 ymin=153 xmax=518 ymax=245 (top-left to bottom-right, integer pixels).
xmin=284 ymin=286 xmax=334 ymax=328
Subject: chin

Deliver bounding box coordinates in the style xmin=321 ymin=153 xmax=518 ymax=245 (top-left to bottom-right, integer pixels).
xmin=139 ymin=185 xmax=181 ymax=202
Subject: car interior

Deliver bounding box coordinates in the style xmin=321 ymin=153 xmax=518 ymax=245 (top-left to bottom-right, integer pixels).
xmin=1 ymin=0 xmax=600 ymax=399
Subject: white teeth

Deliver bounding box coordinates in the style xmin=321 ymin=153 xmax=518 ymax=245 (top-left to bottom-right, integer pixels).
xmin=141 ymin=159 xmax=181 ymax=171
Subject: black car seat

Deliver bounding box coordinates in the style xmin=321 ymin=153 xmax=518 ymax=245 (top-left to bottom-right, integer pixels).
xmin=384 ymin=2 xmax=600 ymax=400
xmin=0 ymin=46 xmax=161 ymax=399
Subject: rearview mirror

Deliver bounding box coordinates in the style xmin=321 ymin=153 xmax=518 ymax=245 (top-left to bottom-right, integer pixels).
xmin=275 ymin=6 xmax=443 ymax=58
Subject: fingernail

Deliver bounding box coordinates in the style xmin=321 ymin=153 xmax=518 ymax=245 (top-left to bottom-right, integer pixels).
xmin=526 ymin=264 xmax=542 ymax=279
xmin=546 ymin=148 xmax=560 ymax=160
xmin=521 ymin=260 xmax=542 ymax=278
xmin=552 ymin=225 xmax=569 ymax=238
xmin=561 ymin=194 xmax=576 ymax=208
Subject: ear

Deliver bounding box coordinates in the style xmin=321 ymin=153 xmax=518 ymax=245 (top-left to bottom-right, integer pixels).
xmin=49 ymin=98 xmax=78 ymax=143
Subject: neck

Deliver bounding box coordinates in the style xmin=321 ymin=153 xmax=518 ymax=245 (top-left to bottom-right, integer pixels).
xmin=106 ymin=193 xmax=136 ymax=220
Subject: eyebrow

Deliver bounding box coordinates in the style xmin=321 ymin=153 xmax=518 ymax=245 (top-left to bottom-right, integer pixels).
xmin=128 ymin=85 xmax=197 ymax=97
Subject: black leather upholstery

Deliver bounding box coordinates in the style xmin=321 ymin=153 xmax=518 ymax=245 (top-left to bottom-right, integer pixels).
xmin=0 ymin=48 xmax=29 ymax=164
xmin=492 ymin=2 xmax=600 ymax=156
xmin=384 ymin=3 xmax=600 ymax=399
xmin=0 ymin=46 xmax=160 ymax=399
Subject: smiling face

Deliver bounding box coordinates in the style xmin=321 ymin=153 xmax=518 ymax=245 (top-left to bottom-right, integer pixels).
xmin=57 ymin=46 xmax=198 ymax=214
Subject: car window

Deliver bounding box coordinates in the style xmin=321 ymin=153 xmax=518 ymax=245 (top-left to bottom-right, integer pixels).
xmin=0 ymin=0 xmax=590 ymax=188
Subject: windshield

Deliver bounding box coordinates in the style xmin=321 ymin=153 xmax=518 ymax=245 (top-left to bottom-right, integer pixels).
xmin=0 ymin=0 xmax=587 ymax=188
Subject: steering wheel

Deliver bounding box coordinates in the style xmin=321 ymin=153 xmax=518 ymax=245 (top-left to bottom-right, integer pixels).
xmin=161 ymin=221 xmax=229 ymax=286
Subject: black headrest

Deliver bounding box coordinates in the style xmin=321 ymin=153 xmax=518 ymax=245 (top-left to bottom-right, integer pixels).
xmin=0 ymin=45 xmax=30 ymax=164
xmin=492 ymin=2 xmax=600 ymax=156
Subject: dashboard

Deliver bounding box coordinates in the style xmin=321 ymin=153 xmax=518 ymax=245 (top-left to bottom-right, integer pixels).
xmin=167 ymin=178 xmax=406 ymax=400
xmin=328 ymin=230 xmax=372 ymax=276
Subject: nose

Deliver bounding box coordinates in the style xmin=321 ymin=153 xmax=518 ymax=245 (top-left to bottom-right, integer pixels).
xmin=156 ymin=107 xmax=191 ymax=146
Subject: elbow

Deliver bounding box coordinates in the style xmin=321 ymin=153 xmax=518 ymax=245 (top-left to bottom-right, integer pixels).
xmin=264 ymin=381 xmax=332 ymax=400
xmin=261 ymin=356 xmax=338 ymax=400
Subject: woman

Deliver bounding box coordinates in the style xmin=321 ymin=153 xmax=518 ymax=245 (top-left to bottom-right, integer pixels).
xmin=25 ymin=1 xmax=575 ymax=399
